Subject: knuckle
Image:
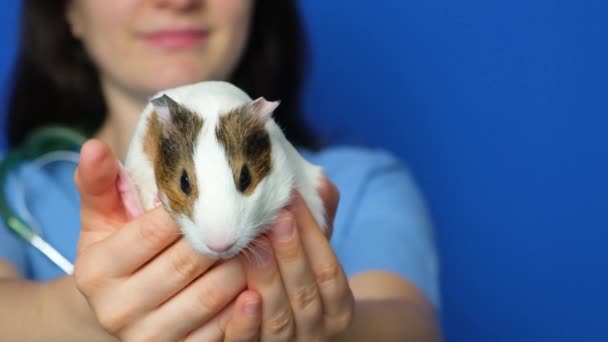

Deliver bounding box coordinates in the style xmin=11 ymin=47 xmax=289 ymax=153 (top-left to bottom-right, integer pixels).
xmin=275 ymin=242 xmax=302 ymax=263
xmin=96 ymin=305 xmax=130 ymax=335
xmin=331 ymin=310 xmax=354 ymax=334
xmin=168 ymin=245 xmax=202 ymax=281
xmin=326 ymin=305 xmax=354 ymax=336
xmin=314 ymin=262 xmax=341 ymax=286
xmin=291 ymin=283 xmax=321 ymax=312
xmin=72 ymin=263 xmax=92 ymax=292
xmin=265 ymin=308 xmax=294 ymax=339
xmin=73 ymin=259 xmax=105 ymax=295
xmin=137 ymin=218 xmax=170 ymax=247
xmin=192 ymin=280 xmax=226 ymax=315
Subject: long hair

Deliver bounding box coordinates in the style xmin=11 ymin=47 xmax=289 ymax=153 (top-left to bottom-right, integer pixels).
xmin=5 ymin=1 xmax=317 ymax=150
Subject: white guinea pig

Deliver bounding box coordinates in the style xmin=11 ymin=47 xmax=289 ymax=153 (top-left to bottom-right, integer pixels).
xmin=118 ymin=81 xmax=327 ymax=259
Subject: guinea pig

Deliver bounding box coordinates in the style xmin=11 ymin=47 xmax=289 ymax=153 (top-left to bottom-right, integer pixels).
xmin=118 ymin=81 xmax=327 ymax=259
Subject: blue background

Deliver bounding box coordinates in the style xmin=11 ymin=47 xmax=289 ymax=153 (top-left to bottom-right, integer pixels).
xmin=1 ymin=1 xmax=607 ymax=341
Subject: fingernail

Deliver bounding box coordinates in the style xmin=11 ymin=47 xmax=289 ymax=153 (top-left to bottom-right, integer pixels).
xmin=243 ymin=299 xmax=260 ymax=315
xmin=272 ymin=216 xmax=294 ymax=241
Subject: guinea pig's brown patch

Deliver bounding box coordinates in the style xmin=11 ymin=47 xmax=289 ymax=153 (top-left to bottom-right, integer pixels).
xmin=143 ymin=106 xmax=204 ymax=218
xmin=216 ymin=105 xmax=272 ymax=196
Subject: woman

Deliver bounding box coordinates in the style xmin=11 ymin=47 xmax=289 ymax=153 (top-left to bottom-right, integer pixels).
xmin=0 ymin=0 xmax=441 ymax=340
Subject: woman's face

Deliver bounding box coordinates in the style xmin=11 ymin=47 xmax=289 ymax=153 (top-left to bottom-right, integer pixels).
xmin=66 ymin=0 xmax=254 ymax=99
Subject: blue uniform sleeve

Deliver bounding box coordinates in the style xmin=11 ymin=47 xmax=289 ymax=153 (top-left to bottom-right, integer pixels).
xmin=329 ymin=150 xmax=441 ymax=309
xmin=0 ymin=220 xmax=28 ymax=275
xmin=0 ymin=169 xmax=29 ymax=276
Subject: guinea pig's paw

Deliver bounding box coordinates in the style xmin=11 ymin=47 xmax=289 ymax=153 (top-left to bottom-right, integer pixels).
xmin=116 ymin=163 xmax=144 ymax=219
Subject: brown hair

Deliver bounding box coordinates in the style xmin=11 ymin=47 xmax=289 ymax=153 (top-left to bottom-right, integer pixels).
xmin=5 ymin=0 xmax=317 ymax=149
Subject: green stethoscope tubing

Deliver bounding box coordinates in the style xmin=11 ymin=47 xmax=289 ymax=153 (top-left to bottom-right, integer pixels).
xmin=0 ymin=126 xmax=88 ymax=274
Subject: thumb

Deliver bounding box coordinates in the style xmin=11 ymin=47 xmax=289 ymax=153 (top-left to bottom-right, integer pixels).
xmin=74 ymin=139 xmax=128 ymax=236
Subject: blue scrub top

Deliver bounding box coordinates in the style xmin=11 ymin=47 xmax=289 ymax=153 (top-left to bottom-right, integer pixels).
xmin=0 ymin=145 xmax=441 ymax=309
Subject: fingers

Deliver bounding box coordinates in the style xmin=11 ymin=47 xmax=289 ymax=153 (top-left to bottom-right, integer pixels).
xmin=125 ymin=258 xmax=247 ymax=341
xmin=242 ymin=237 xmax=295 ymax=341
xmin=182 ymin=290 xmax=262 ymax=342
xmin=267 ymin=211 xmax=323 ymax=339
xmin=80 ymin=208 xmax=215 ymax=326
xmin=75 ymin=139 xmax=127 ymax=226
xmin=123 ymin=233 xmax=217 ymax=312
xmin=223 ymin=290 xmax=262 ymax=342
xmin=288 ymin=191 xmax=354 ymax=335
xmin=84 ymin=206 xmax=182 ymax=277
xmin=75 ymin=139 xmax=132 ymax=256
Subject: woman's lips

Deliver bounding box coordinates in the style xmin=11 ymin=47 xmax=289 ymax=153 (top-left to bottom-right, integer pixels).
xmin=141 ymin=29 xmax=209 ymax=49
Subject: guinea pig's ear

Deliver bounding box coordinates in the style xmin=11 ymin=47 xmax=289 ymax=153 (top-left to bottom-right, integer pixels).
xmin=150 ymin=94 xmax=178 ymax=126
xmin=250 ymin=97 xmax=280 ymax=122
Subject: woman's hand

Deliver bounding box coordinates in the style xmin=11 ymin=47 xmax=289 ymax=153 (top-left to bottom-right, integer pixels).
xmin=237 ymin=177 xmax=355 ymax=341
xmin=72 ymin=139 xmax=262 ymax=341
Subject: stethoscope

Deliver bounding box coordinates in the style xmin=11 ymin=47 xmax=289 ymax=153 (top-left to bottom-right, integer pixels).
xmin=0 ymin=126 xmax=89 ymax=275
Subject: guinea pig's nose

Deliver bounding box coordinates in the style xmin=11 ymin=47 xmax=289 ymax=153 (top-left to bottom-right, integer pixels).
xmin=207 ymin=240 xmax=235 ymax=253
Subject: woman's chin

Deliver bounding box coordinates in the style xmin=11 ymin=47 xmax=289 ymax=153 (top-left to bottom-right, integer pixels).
xmin=158 ymin=74 xmax=219 ymax=90
xmin=139 ymin=62 xmax=221 ymax=89
xmin=118 ymin=66 xmax=225 ymax=103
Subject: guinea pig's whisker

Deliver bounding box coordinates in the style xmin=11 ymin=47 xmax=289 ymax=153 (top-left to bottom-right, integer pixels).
xmin=249 ymin=246 xmax=262 ymax=265
xmin=242 ymin=245 xmax=255 ymax=265
xmin=243 ymin=221 xmax=267 ymax=235
xmin=247 ymin=241 xmax=266 ymax=264
xmin=249 ymin=238 xmax=273 ymax=258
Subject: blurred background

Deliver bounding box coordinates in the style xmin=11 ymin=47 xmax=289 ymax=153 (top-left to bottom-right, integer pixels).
xmin=1 ymin=1 xmax=607 ymax=341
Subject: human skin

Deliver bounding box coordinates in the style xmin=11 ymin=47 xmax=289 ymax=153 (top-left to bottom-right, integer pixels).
xmin=0 ymin=141 xmax=440 ymax=341
xmin=0 ymin=0 xmax=441 ymax=340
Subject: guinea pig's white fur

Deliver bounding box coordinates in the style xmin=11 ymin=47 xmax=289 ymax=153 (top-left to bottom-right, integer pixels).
xmin=123 ymin=81 xmax=326 ymax=259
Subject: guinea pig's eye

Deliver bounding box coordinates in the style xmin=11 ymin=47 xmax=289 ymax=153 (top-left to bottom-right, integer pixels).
xmin=180 ymin=169 xmax=191 ymax=195
xmin=239 ymin=165 xmax=251 ymax=192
